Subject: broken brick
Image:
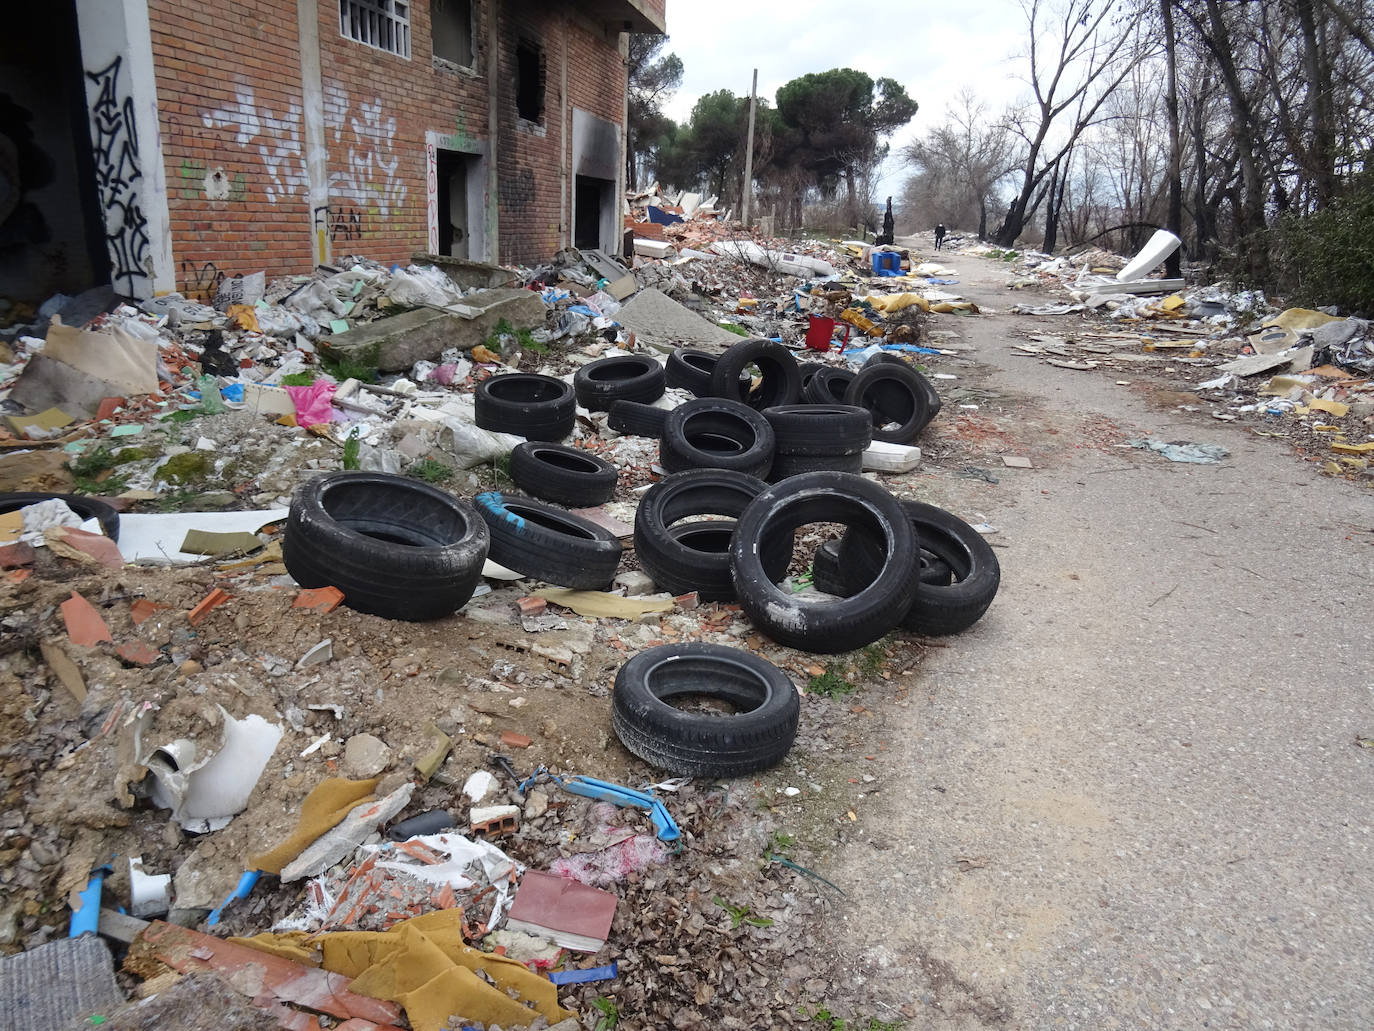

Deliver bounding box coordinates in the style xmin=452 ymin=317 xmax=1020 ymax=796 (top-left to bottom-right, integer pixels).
xmin=674 ymin=591 xmax=700 ymax=610
xmin=514 ymin=596 xmax=546 ymax=617
xmin=293 ymin=586 xmax=345 ymax=614
xmin=117 ymin=641 xmax=162 ymax=667
xmin=0 ymin=541 xmax=36 ymax=569
xmin=188 ymin=588 xmax=231 ymax=626
xmin=130 ymin=598 xmax=172 ymax=625
xmin=499 ymin=730 xmax=533 ymax=749
xmin=95 ymin=396 xmax=126 ymax=421
xmin=61 ymin=591 xmax=113 ymax=647
xmin=46 ymin=526 xmax=125 ymax=570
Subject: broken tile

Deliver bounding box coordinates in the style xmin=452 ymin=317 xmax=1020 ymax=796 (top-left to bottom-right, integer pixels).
xmin=117 ymin=641 xmax=162 ymax=667
xmin=499 ymin=731 xmax=533 ymax=749
xmin=131 ymin=598 xmax=172 ymax=625
xmin=61 ymin=591 xmax=112 ymax=646
xmin=45 ymin=526 xmax=125 ymax=570
xmin=188 ymin=588 xmax=232 ymax=626
xmin=0 ymin=541 xmax=36 ymax=569
xmin=1001 ymin=456 xmax=1034 ymax=469
xmin=293 ymin=586 xmax=345 ymax=614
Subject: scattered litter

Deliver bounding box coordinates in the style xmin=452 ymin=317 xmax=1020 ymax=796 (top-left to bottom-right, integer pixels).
xmin=1126 ymin=438 xmax=1230 ymax=464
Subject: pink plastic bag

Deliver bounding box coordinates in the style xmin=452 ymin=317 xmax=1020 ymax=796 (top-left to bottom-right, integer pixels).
xmin=285 ymin=380 xmax=337 ymax=427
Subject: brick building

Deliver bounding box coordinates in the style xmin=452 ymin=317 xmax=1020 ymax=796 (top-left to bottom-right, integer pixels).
xmin=0 ymin=0 xmax=665 ymax=305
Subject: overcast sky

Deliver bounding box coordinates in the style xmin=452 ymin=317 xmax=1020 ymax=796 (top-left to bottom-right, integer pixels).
xmin=658 ymin=0 xmax=1033 ymax=201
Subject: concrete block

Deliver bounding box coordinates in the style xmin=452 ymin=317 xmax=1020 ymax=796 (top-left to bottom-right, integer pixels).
xmin=326 ymin=288 xmax=545 ymax=372
xmin=8 ymin=355 xmax=120 ymax=419
xmin=411 ymin=252 xmax=519 ymax=290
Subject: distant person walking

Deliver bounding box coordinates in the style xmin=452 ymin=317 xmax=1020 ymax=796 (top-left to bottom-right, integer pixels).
xmin=934 ymin=223 xmax=947 ymax=251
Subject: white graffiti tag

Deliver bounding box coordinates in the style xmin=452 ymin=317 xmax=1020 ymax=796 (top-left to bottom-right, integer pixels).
xmin=201 ymin=87 xmax=308 ymax=203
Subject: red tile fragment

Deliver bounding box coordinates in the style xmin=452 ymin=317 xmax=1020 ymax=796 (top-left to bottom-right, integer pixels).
xmin=293 ymin=586 xmax=345 ymax=613
xmin=116 ymin=641 xmax=162 ymax=666
xmin=49 ymin=526 xmax=125 ymax=570
xmin=0 ymin=542 xmax=36 ymax=569
xmin=674 ymin=591 xmax=700 ymax=610
xmin=130 ymin=598 xmax=172 ymax=625
xmin=499 ymin=730 xmax=532 ymax=749
xmin=61 ymin=591 xmax=112 ymax=646
xmin=138 ymin=921 xmax=403 ymax=1026
xmin=5 ymin=569 xmax=31 ymax=585
xmin=188 ymin=588 xmax=231 ymax=626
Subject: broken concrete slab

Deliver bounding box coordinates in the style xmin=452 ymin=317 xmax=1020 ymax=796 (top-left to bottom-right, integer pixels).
xmin=325 ymin=288 xmax=545 ymax=372
xmin=412 ymin=252 xmax=519 ymax=291
xmin=1218 ymin=345 xmax=1314 ymax=377
xmin=0 ymin=934 xmax=123 ymax=1031
xmin=615 ymin=288 xmax=740 ymax=353
xmin=7 ymin=355 xmax=124 ymax=420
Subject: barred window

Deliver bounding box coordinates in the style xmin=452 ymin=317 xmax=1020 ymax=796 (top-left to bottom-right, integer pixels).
xmin=340 ymin=0 xmax=411 ymax=58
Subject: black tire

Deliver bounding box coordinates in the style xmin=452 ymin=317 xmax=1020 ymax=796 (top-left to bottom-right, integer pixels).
xmin=509 ymin=442 xmax=617 ymax=508
xmin=607 ymin=400 xmax=668 ymax=438
xmin=573 ymin=355 xmax=666 ymax=411
xmin=729 ymin=471 xmax=919 ymax=653
xmin=865 ymin=352 xmax=943 ymax=422
xmin=0 ymin=492 xmax=120 ymax=541
xmin=282 ymin=472 xmax=489 ymax=621
xmin=842 ymin=363 xmax=935 ymax=444
xmin=634 ymin=469 xmax=790 ymax=601
xmin=762 ymin=404 xmax=872 ymax=457
xmin=767 ymin=452 xmax=863 ymax=481
xmin=803 ymin=366 xmax=855 ymax=405
xmin=612 ymin=643 xmax=800 ymax=777
xmin=474 ymin=374 xmax=576 ymax=442
xmin=473 ymin=491 xmax=622 ymax=589
xmin=708 ymin=338 xmax=803 ymax=409
xmin=665 ymin=348 xmax=741 ymax=397
xmin=660 ymin=398 xmax=775 ymax=479
xmin=836 ymin=501 xmax=999 ymax=635
xmin=814 ymin=538 xmax=953 ymax=595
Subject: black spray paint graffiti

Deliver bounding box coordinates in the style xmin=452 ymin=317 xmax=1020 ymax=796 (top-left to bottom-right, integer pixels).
xmin=499 ymin=167 xmax=536 ymax=213
xmin=181 ymin=260 xmax=224 ymax=302
xmin=329 ymin=207 xmax=364 ymax=242
xmin=86 ymin=57 xmax=150 ymax=294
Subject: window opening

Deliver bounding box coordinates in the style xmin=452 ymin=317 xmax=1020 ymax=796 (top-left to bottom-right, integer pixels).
xmin=515 ymin=40 xmax=544 ymax=122
xmin=431 ymin=0 xmax=473 ymax=66
xmin=340 ymin=0 xmax=411 ymax=58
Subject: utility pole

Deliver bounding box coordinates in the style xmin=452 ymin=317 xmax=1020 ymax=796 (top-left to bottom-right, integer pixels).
xmin=742 ymin=68 xmax=757 ymax=226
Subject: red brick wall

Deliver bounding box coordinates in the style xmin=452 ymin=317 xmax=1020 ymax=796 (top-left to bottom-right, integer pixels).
xmin=149 ymin=0 xmax=631 ymax=293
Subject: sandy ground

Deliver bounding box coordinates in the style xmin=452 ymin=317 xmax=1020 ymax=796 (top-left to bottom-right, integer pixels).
xmin=825 ymin=244 xmax=1374 ymax=1029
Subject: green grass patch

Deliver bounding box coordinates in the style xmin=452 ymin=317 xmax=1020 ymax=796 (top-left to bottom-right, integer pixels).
xmin=766 ymin=831 xmax=797 ymax=856
xmin=278 ymin=372 xmax=318 ymax=387
xmin=856 ymin=639 xmax=889 ymax=679
xmin=342 ymin=427 xmax=361 ymax=471
xmin=68 ymin=446 xmax=117 ymax=479
xmin=320 ymin=351 xmax=378 ymax=384
xmin=807 ymin=1007 xmax=902 ymax=1031
xmin=808 ymin=662 xmax=857 ymax=699
xmin=591 ymin=997 xmax=618 ymax=1031
xmin=718 ymin=322 xmax=749 ymax=336
xmin=713 ymin=896 xmax=774 ymax=929
xmin=407 ymin=458 xmax=454 ymax=484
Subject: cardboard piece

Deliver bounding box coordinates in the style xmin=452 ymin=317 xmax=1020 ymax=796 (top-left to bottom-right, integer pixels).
xmin=42 ymin=322 xmax=158 ymax=396
xmin=4 ymin=406 xmax=75 ymax=438
xmin=532 ymin=588 xmax=674 ymax=619
xmin=39 ymin=640 xmax=87 ymax=702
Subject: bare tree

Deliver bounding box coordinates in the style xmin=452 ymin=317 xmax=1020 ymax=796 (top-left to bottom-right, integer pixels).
xmin=995 ymin=0 xmax=1154 ymax=246
xmin=902 ymin=90 xmax=1021 ymax=238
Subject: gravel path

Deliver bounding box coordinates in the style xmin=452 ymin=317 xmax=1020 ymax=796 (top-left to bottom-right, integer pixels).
xmin=828 ymin=248 xmax=1374 ymax=1029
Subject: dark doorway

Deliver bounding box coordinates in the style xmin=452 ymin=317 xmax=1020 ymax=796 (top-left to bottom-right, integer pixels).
xmin=574 ymin=175 xmax=611 ymax=251
xmin=436 ymin=149 xmax=481 ymax=259
xmin=0 ymin=0 xmax=109 ymax=303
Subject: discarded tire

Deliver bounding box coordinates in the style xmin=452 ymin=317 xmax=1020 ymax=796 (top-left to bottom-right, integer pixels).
xmin=607 ymin=400 xmax=669 ymax=438
xmin=665 ymin=348 xmax=746 ymax=397
xmin=474 ymin=374 xmax=576 ymax=441
xmin=763 ymin=404 xmax=872 ymax=456
xmin=573 ymin=355 xmax=666 ymax=411
xmin=474 ymin=491 xmax=622 ymax=590
xmin=634 ymin=469 xmax=790 ymax=601
xmin=729 ymin=471 xmax=919 ymax=652
xmin=767 ymin=451 xmax=862 ymax=480
xmin=836 ymin=501 xmax=999 ymax=635
xmin=802 ymin=366 xmax=855 ymax=405
xmin=660 ymin=398 xmax=775 ymax=479
xmin=0 ymin=492 xmax=120 ymax=541
xmin=813 ymin=538 xmax=954 ymax=596
xmin=283 ymin=472 xmax=489 ymax=621
xmin=843 ymin=362 xmax=936 ymax=443
xmin=612 ymin=643 xmax=800 ymax=777
xmin=509 ymin=442 xmax=617 ymax=508
xmin=864 ymin=352 xmax=943 ymax=423
xmin=709 ymin=337 xmax=803 ymax=409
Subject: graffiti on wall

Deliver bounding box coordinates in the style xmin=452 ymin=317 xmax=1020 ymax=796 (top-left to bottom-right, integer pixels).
xmin=323 ymin=82 xmax=407 ymax=218
xmin=196 ymin=82 xmax=406 ymax=227
xmin=85 ymin=57 xmax=150 ymax=294
xmin=181 ymin=260 xmax=224 ymax=302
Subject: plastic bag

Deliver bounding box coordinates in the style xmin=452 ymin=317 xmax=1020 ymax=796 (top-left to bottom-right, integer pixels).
xmin=385 ymin=265 xmax=465 ymax=308
xmin=285 ymin=380 xmax=336 ymax=427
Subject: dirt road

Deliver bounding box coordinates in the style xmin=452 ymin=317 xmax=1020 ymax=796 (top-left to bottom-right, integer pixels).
xmin=829 ymin=249 xmax=1374 ymax=1028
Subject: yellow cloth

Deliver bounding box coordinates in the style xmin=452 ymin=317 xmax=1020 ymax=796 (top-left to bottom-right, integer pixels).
xmin=237 ymin=911 xmax=572 ymax=1031
xmin=863 ymin=292 xmax=929 ymax=313
xmin=249 ymin=777 xmax=379 ymax=874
